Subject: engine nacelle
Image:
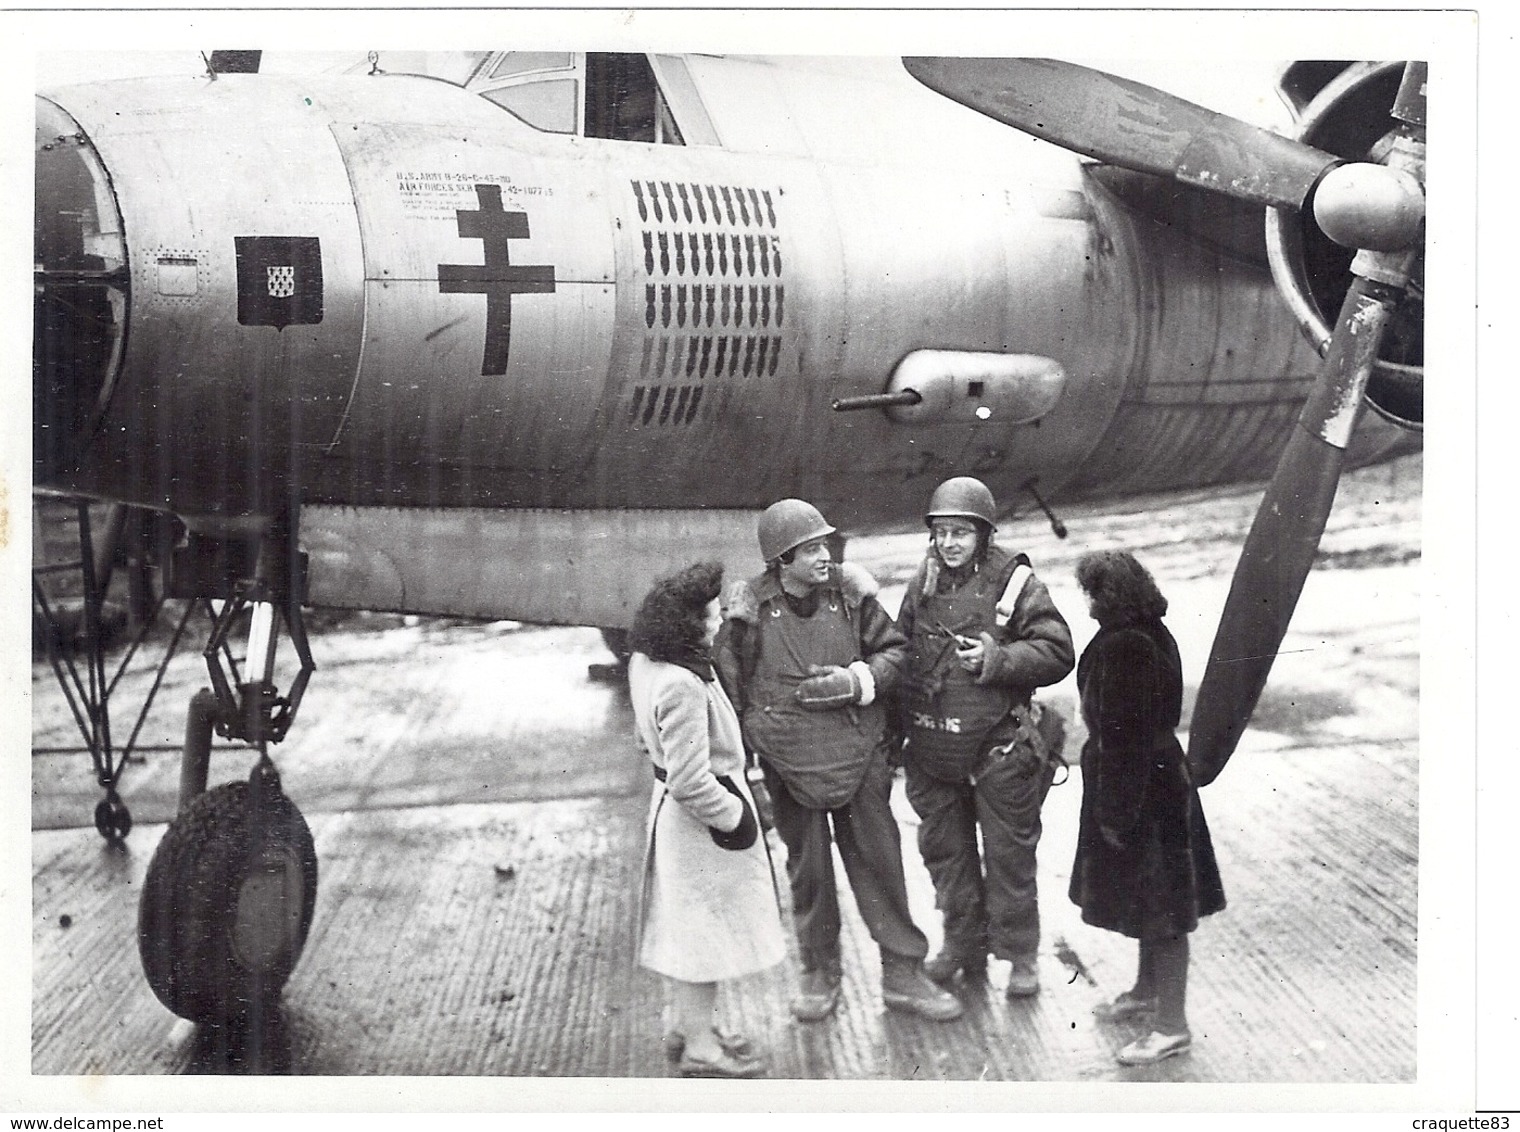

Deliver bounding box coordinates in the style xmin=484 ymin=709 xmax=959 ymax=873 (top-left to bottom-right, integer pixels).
xmin=1266 ymin=60 xmax=1423 ymax=430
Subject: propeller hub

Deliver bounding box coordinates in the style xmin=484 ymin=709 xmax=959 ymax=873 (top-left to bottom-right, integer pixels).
xmin=1312 ymin=162 xmax=1425 ymax=252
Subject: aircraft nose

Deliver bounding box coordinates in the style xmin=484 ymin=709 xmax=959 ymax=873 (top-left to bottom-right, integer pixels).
xmin=35 ymin=96 xmax=128 ymax=481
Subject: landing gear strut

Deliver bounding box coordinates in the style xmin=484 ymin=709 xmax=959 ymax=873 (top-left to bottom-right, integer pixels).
xmin=138 ymin=531 xmax=319 ymax=1027
xmin=32 ymin=499 xmax=186 ymax=843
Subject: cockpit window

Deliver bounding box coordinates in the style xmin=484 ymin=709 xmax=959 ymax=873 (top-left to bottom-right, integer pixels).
xmin=35 ymin=97 xmax=128 ymax=477
xmin=648 ymin=55 xmax=720 ymax=146
xmin=481 ymin=79 xmax=578 ymax=135
xmin=466 ymin=51 xmax=717 ymax=146
xmin=489 ymin=51 xmax=573 ymax=80
xmin=584 ymin=53 xmax=681 ymax=144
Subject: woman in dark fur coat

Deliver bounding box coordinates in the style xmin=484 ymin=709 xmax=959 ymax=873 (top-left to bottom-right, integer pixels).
xmin=1069 ymin=550 xmax=1225 ymax=1066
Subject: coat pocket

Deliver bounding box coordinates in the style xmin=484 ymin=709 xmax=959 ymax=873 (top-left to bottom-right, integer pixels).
xmin=708 ymin=774 xmax=759 ymax=851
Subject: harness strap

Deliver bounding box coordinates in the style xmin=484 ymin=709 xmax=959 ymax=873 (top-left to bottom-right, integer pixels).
xmin=995 ymin=563 xmax=1033 ymax=628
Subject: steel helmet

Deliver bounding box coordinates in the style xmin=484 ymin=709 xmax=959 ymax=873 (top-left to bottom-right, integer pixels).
xmin=758 ymin=499 xmax=836 ymax=562
xmin=925 ymin=476 xmax=997 ymax=529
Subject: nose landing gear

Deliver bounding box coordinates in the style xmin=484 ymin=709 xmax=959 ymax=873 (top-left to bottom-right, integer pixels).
xmin=138 ymin=760 xmax=317 ymax=1028
xmin=139 ymin=545 xmax=320 ymax=1030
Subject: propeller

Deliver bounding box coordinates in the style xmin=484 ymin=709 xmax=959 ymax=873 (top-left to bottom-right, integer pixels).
xmin=904 ymin=57 xmax=1426 ymax=784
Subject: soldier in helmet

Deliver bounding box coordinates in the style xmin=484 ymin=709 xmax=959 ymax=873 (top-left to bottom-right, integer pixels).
xmin=896 ymin=477 xmax=1074 ymax=999
xmin=714 ymin=499 xmax=962 ymax=1023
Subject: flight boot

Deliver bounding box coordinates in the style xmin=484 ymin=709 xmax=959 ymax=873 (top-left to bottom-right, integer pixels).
xmin=789 ymin=966 xmax=841 ymax=1022
xmin=880 ymin=952 xmax=964 ymax=1021
xmin=1005 ymin=957 xmax=1041 ymax=999
xmin=924 ymin=948 xmax=988 ymax=985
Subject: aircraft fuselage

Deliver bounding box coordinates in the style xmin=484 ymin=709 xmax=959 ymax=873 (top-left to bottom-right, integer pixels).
xmin=35 ymin=60 xmax=1415 ymax=624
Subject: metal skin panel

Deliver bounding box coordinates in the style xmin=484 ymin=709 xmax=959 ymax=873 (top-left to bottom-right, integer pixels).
xmin=1061 ymin=174 xmax=1417 ymax=501
xmin=335 ymin=280 xmax=617 ymax=501
xmin=329 ymin=122 xmax=612 ymax=283
xmin=557 ymin=141 xmax=1123 ymax=525
xmin=589 ymin=148 xmax=840 ymax=512
xmin=300 ymin=505 xmax=762 ymax=628
xmin=799 ymin=161 xmax=1126 ymax=517
xmin=324 ymin=122 xmax=617 ymax=496
xmin=40 ymin=78 xmax=367 ymax=520
xmin=324 ymin=118 xmax=1047 ymax=518
xmin=35 ymin=62 xmax=1419 ymax=558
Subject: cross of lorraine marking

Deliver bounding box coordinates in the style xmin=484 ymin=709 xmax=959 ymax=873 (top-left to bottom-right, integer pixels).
xmin=438 ymin=183 xmax=557 ymax=376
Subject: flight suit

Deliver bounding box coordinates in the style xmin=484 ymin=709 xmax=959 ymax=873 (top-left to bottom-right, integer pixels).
xmin=715 ymin=561 xmax=926 ymax=977
xmin=897 ymin=545 xmax=1074 ymax=968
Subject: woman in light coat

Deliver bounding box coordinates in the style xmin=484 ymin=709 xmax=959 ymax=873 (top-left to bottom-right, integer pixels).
xmin=1070 ymin=550 xmax=1226 ymax=1066
xmin=629 ymin=561 xmax=787 ymax=1078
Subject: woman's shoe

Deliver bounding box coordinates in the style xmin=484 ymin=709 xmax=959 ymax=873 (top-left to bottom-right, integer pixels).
xmin=1092 ymin=991 xmax=1157 ymax=1022
xmin=1115 ymin=1029 xmax=1192 ymax=1065
xmin=662 ymin=1027 xmax=754 ymax=1061
xmin=678 ymin=1046 xmax=767 ymax=1078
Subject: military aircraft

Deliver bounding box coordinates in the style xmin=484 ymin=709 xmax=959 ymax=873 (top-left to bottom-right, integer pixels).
xmin=33 ymin=50 xmax=1423 ymax=1028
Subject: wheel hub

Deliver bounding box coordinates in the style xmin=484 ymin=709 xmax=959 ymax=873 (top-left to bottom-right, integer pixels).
xmin=232 ymin=844 xmax=306 ymax=973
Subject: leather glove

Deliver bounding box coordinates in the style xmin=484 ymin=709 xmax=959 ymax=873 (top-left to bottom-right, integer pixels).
xmin=796 ymin=663 xmax=861 ymax=709
xmin=709 ymin=775 xmax=759 ymax=851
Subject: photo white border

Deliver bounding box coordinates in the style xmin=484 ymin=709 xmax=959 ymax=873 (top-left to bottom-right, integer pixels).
xmin=2 ymin=5 xmax=1486 ymax=1119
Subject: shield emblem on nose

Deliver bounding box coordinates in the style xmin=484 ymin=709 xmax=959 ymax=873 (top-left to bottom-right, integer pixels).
xmin=236 ymin=236 xmax=323 ymax=328
xmin=267 ymin=265 xmax=295 ymax=299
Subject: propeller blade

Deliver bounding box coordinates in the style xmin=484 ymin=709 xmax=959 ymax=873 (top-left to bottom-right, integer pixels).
xmin=1185 ymin=275 xmax=1406 ymax=785
xmin=903 ymin=56 xmax=1341 ymax=210
xmin=1186 ymin=61 xmax=1424 ymax=784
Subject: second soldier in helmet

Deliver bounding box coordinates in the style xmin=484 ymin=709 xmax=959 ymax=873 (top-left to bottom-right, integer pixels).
xmin=895 ymin=477 xmax=1074 ymax=997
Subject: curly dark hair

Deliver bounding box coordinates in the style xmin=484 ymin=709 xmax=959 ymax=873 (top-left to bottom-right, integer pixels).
xmin=629 ymin=561 xmax=725 ymax=665
xmin=1075 ymin=550 xmax=1168 ymax=627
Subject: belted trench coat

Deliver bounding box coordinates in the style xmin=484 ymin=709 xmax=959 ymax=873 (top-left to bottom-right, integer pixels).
xmin=630 ymin=653 xmax=786 ymax=982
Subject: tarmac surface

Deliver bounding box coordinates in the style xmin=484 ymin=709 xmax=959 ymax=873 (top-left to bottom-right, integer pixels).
xmin=27 ymin=457 xmax=1421 ymax=1094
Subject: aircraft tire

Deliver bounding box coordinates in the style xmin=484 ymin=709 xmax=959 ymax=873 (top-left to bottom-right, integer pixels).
xmin=138 ymin=779 xmax=318 ymax=1024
